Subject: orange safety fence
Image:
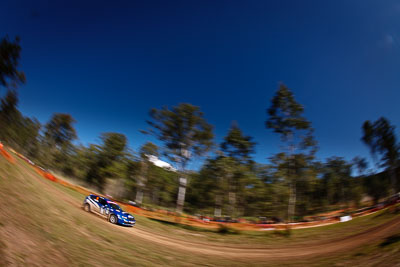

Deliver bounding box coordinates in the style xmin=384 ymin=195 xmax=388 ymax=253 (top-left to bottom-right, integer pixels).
xmin=34 ymin=167 xmax=57 ymax=182
xmin=0 ymin=144 xmax=15 ymax=163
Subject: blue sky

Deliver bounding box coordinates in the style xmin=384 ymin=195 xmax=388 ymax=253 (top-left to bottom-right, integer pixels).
xmin=1 ymin=0 xmax=400 ymax=170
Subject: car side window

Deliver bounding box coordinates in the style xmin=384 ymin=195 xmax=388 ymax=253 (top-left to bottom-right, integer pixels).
xmin=99 ymin=198 xmax=107 ymax=206
xmin=90 ymin=195 xmax=98 ymax=202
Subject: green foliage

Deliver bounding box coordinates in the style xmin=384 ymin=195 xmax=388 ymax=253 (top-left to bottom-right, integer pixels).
xmin=352 ymin=156 xmax=369 ymax=176
xmin=272 ymin=227 xmax=292 ymax=238
xmin=362 ymin=117 xmax=399 ymax=193
xmin=266 ymin=84 xmax=317 ymax=221
xmin=139 ymin=142 xmax=159 ymax=159
xmin=0 ymin=36 xmax=25 ymax=89
xmin=147 ymin=103 xmax=214 ymax=212
xmin=41 ymin=113 xmax=78 ymax=175
xmin=220 ymin=122 xmax=256 ymax=166
xmin=100 ymin=132 xmax=127 ymax=163
xmin=44 ymin=113 xmax=77 ymax=149
xmin=0 ymin=90 xmax=41 ymax=158
xmin=85 ymin=133 xmax=128 ymax=191
xmin=145 ymin=164 xmax=179 ymax=207
xmin=363 ymin=172 xmax=390 ymax=204
xmin=362 ymin=117 xmax=399 ymax=169
xmin=217 ymin=224 xmax=239 ymax=235
xmin=148 ymin=103 xmax=214 ymax=168
xmin=320 ymin=157 xmax=356 ymax=206
xmin=266 ymin=84 xmax=312 ymax=143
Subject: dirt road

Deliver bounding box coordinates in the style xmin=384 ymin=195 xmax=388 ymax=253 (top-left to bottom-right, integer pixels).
xmin=123 ymin=216 xmax=400 ymax=260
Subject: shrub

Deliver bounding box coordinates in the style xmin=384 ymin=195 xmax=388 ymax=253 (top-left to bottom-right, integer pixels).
xmin=217 ymin=224 xmax=240 ymax=235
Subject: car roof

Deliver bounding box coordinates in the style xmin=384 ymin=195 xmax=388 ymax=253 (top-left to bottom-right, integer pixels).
xmin=89 ymin=194 xmax=111 ymax=202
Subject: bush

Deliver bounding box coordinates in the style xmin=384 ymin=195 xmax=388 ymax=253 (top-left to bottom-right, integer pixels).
xmin=272 ymin=227 xmax=292 ymax=238
xmin=217 ymin=224 xmax=240 ymax=235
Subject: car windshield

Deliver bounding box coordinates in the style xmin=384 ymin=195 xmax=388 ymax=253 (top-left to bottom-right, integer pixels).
xmin=109 ymin=203 xmax=122 ymax=211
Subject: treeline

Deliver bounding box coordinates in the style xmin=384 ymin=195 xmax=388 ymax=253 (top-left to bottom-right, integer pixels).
xmin=1 ymin=36 xmax=399 ymax=221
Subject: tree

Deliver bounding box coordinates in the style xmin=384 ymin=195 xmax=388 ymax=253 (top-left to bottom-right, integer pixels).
xmin=0 ymin=36 xmax=25 ymax=90
xmin=43 ymin=113 xmax=77 ymax=173
xmin=352 ymin=156 xmax=369 ymax=177
xmin=0 ymin=36 xmax=40 ymax=159
xmin=0 ymin=89 xmax=19 ymax=141
xmin=321 ymin=157 xmax=354 ymax=207
xmin=135 ymin=142 xmax=159 ymax=206
xmin=220 ymin=123 xmax=256 ymax=217
xmin=44 ymin=113 xmax=77 ymax=150
xmin=0 ymin=90 xmax=41 ymax=157
xmin=221 ymin=122 xmax=256 ymax=166
xmin=85 ymin=133 xmax=128 ymax=191
xmin=362 ymin=117 xmax=399 ymax=194
xmin=100 ymin=132 xmax=127 ymax=163
xmin=266 ymin=84 xmax=317 ymax=222
xmin=204 ymin=156 xmax=236 ymax=217
xmin=147 ymin=103 xmax=214 ymax=213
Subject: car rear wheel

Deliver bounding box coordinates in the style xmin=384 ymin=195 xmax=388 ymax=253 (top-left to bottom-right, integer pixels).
xmin=84 ymin=203 xmax=90 ymax=212
xmin=109 ymin=214 xmax=117 ymax=224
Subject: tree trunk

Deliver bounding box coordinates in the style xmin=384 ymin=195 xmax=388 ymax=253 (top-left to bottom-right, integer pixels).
xmin=176 ymin=176 xmax=187 ymax=214
xmin=214 ymin=194 xmax=222 ymax=217
xmin=287 ymin=134 xmax=297 ymax=223
xmin=135 ymin=189 xmax=144 ymax=205
xmin=389 ymin=166 xmax=397 ymax=195
xmin=135 ymin=161 xmax=148 ymax=205
xmin=288 ymin=182 xmax=296 ymax=223
xmin=152 ymin=188 xmax=159 ymax=205
xmin=228 ymin=191 xmax=236 ymax=218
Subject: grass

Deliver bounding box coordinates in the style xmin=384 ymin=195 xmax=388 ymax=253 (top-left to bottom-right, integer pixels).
xmin=1 ymin=154 xmax=400 ymax=266
xmin=0 ymin=156 xmax=233 ymax=266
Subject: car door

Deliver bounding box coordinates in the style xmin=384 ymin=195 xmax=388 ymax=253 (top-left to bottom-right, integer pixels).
xmin=99 ymin=199 xmax=109 ymax=217
xmin=89 ymin=195 xmax=101 ymax=213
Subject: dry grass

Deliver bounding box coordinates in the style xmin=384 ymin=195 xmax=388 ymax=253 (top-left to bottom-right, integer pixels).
xmin=1 ymin=154 xmax=400 ymax=266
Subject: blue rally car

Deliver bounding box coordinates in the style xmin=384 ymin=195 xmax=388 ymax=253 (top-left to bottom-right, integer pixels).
xmin=83 ymin=194 xmax=136 ymax=226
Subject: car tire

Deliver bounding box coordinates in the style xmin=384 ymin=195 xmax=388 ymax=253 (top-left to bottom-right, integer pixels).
xmin=109 ymin=214 xmax=117 ymax=224
xmin=84 ymin=203 xmax=91 ymax=212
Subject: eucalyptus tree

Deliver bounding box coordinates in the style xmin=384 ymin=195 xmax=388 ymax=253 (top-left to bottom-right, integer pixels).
xmin=362 ymin=117 xmax=399 ymax=194
xmin=221 ymin=122 xmax=256 ymax=166
xmin=266 ymin=84 xmax=317 ymax=222
xmin=0 ymin=35 xmax=25 ymax=90
xmin=44 ymin=113 xmax=77 ymax=149
xmin=86 ymin=133 xmax=128 ymax=191
xmin=135 ymin=142 xmax=159 ymax=206
xmin=321 ymin=157 xmax=353 ymax=206
xmin=147 ymin=103 xmax=214 ymax=213
xmin=220 ymin=123 xmax=256 ymax=217
xmin=43 ymin=113 xmax=77 ymax=172
xmin=0 ymin=90 xmax=41 ymax=156
xmin=352 ymin=156 xmax=369 ymax=177
xmin=0 ymin=89 xmax=19 ymax=141
xmin=0 ymin=35 xmax=27 ymax=146
xmin=205 ymin=155 xmax=237 ymax=217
